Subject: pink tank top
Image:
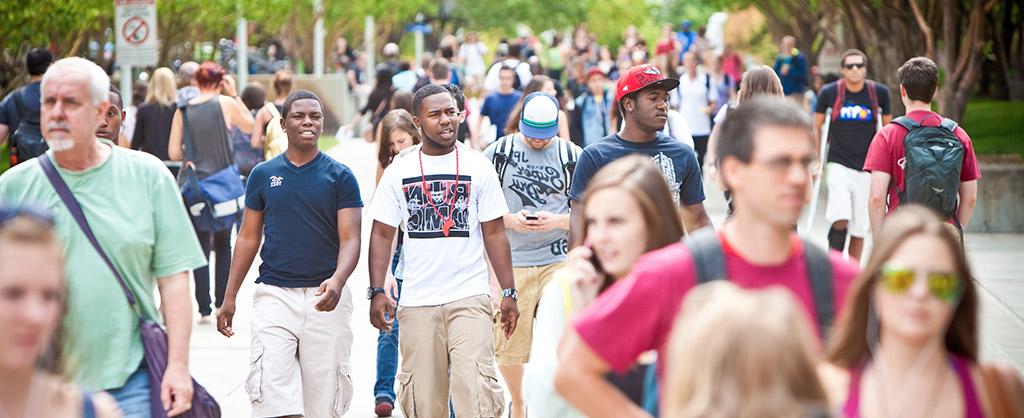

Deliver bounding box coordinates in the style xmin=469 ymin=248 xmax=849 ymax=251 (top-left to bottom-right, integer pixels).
xmin=842 ymin=355 xmax=984 ymax=418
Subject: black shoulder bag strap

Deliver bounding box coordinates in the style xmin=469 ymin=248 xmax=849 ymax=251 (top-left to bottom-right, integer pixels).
xmin=800 ymin=238 xmax=834 ymax=337
xmin=37 ymin=156 xmax=143 ymax=318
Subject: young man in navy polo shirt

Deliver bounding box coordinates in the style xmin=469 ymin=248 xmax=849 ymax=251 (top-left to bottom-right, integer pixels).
xmin=218 ymin=90 xmax=363 ymax=418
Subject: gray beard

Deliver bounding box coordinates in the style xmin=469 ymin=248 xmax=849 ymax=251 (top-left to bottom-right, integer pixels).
xmin=44 ymin=137 xmax=75 ymax=152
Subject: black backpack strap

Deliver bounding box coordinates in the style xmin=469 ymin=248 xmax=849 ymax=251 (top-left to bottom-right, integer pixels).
xmin=801 ymin=238 xmax=835 ymax=338
xmin=891 ymin=116 xmax=918 ymax=131
xmin=683 ymin=227 xmax=726 ymax=284
xmin=11 ymin=86 xmax=28 ymax=121
xmin=491 ymin=134 xmax=514 ymax=183
xmin=560 ymin=138 xmax=578 ymax=195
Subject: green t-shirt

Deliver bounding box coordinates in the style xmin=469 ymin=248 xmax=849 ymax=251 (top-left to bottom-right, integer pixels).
xmin=0 ymin=142 xmax=206 ymax=390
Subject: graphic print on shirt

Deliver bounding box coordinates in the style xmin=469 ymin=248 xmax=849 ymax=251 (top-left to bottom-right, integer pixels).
xmin=402 ymin=174 xmax=472 ymax=239
xmin=270 ymin=175 xmax=283 ymax=187
xmin=838 ymin=102 xmax=874 ymax=122
xmin=651 ymin=152 xmax=681 ymax=205
xmin=507 ymin=150 xmax=566 ymax=208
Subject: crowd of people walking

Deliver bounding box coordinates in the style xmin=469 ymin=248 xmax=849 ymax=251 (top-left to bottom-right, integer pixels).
xmin=0 ymin=19 xmax=1021 ymax=418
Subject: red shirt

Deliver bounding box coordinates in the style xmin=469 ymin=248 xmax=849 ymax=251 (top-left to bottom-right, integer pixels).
xmin=863 ymin=109 xmax=981 ymax=212
xmin=655 ymin=39 xmax=677 ymax=56
xmin=572 ymin=234 xmax=858 ymax=376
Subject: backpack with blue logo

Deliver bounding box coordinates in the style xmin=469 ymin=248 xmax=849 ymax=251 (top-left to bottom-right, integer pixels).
xmin=891 ymin=115 xmax=964 ymax=220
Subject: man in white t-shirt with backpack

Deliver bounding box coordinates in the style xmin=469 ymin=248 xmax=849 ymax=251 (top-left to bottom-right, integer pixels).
xmin=483 ymin=92 xmax=580 ymax=418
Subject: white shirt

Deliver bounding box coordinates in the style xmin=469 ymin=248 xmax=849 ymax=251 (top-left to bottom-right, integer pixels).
xmin=662 ymin=109 xmax=695 ymax=149
xmin=671 ymin=69 xmax=716 ymax=136
xmin=459 ymin=42 xmax=488 ymax=77
xmin=483 ymin=59 xmax=533 ymax=93
xmin=369 ymin=144 xmax=509 ymax=307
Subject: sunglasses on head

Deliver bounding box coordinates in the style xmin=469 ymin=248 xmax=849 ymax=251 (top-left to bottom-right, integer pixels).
xmin=0 ymin=206 xmax=55 ymax=227
xmin=879 ymin=263 xmax=962 ymax=302
xmin=844 ymin=63 xmax=866 ymax=70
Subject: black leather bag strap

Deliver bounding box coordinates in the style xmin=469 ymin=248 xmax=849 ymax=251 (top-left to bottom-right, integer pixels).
xmin=38 ymin=156 xmax=142 ymax=316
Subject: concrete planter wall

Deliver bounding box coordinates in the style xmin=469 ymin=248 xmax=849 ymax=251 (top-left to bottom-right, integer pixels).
xmin=966 ymin=162 xmax=1024 ymax=233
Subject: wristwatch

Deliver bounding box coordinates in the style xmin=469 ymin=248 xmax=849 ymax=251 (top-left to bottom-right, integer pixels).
xmin=501 ymin=288 xmax=519 ymax=301
xmin=367 ymin=287 xmax=385 ymax=300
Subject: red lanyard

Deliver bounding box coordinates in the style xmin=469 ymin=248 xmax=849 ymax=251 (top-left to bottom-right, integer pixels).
xmin=418 ymin=146 xmax=460 ymax=236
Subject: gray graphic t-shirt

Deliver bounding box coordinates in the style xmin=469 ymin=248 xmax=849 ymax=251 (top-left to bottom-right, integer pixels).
xmin=484 ymin=136 xmax=578 ymax=267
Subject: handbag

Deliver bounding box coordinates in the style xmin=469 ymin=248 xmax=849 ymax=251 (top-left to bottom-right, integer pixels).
xmin=978 ymin=363 xmax=1024 ymax=418
xmin=179 ymin=105 xmax=245 ymax=233
xmin=38 ymin=156 xmax=221 ymax=418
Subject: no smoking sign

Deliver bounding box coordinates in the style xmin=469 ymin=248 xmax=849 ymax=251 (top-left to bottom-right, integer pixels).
xmin=115 ymin=0 xmax=158 ymax=66
xmin=122 ymin=16 xmax=149 ymax=45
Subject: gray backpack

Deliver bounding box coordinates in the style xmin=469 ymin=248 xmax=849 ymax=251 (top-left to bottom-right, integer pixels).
xmin=684 ymin=227 xmax=835 ymax=338
xmin=891 ymin=116 xmax=964 ymax=220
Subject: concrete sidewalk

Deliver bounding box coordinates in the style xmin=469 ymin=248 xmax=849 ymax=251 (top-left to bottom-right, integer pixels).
xmin=188 ymin=138 xmax=1024 ymax=417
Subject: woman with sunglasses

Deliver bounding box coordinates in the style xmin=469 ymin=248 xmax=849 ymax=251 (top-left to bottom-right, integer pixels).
xmin=820 ymin=205 xmax=1024 ymax=417
xmin=0 ymin=208 xmax=121 ymax=418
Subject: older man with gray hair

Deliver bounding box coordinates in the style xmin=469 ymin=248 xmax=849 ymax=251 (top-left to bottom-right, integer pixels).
xmin=0 ymin=57 xmax=207 ymax=417
xmin=176 ymin=60 xmax=200 ymax=105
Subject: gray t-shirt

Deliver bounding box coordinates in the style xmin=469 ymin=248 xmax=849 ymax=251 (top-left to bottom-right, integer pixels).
xmin=484 ymin=135 xmax=579 ymax=267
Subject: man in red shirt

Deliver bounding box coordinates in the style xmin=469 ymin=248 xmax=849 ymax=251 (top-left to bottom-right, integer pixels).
xmin=863 ymin=57 xmax=981 ymax=237
xmin=553 ymin=97 xmax=858 ymax=417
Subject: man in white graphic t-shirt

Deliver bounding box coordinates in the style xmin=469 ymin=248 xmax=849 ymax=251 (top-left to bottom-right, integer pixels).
xmin=368 ymin=84 xmax=520 ymax=418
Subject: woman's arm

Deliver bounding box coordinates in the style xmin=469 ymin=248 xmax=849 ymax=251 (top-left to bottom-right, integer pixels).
xmin=222 ymin=95 xmax=255 ymax=134
xmin=167 ymin=108 xmax=184 ymax=161
xmin=250 ymin=106 xmax=270 ymax=149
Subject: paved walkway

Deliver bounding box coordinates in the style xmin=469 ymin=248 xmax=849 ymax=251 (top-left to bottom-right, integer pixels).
xmin=188 ymin=137 xmax=1024 ymax=417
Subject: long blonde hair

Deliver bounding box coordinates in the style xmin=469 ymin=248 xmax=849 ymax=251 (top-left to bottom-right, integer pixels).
xmin=145 ymin=67 xmax=177 ymax=107
xmin=663 ymin=282 xmax=829 ymax=418
xmin=738 ymin=65 xmax=784 ymax=103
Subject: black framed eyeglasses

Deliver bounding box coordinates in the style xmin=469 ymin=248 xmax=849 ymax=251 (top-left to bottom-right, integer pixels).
xmin=843 ymin=63 xmax=866 ymax=70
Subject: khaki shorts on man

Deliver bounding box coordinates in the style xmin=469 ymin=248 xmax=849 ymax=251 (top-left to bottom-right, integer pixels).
xmin=494 ymin=262 xmax=565 ymax=364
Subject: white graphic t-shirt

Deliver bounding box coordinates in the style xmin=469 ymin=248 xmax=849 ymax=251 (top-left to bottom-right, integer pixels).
xmin=370 ymin=144 xmax=509 ymax=307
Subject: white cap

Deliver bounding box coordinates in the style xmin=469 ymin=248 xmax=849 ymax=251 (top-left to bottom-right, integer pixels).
xmin=519 ymin=92 xmax=560 ymax=139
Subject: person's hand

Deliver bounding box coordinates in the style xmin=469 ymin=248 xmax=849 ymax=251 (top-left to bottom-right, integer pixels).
xmin=369 ymin=293 xmax=396 ymax=332
xmin=504 ymin=210 xmax=537 ymax=233
xmin=216 ymin=299 xmax=236 ymax=337
xmin=499 ymin=297 xmax=520 ymax=339
xmin=532 ymin=211 xmax=559 ymax=232
xmin=781 ymin=63 xmax=791 ymax=75
xmin=567 ymin=245 xmax=603 ymax=306
xmin=161 ymin=363 xmax=194 ymax=417
xmin=220 ymin=75 xmax=239 ymax=97
xmin=314 ymin=278 xmax=342 ymax=311
xmin=384 ymin=275 xmax=400 ymax=307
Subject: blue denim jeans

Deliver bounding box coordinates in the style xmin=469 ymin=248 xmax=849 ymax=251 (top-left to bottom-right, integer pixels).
xmin=374 ymin=244 xmax=404 ymax=402
xmin=106 ymin=366 xmax=152 ymax=418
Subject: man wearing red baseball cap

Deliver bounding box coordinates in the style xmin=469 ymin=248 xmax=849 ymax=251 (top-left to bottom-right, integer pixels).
xmin=568 ymin=64 xmax=711 ymax=243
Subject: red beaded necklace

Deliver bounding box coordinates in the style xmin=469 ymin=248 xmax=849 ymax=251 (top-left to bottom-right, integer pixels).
xmin=418 ymin=145 xmax=460 ymax=237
